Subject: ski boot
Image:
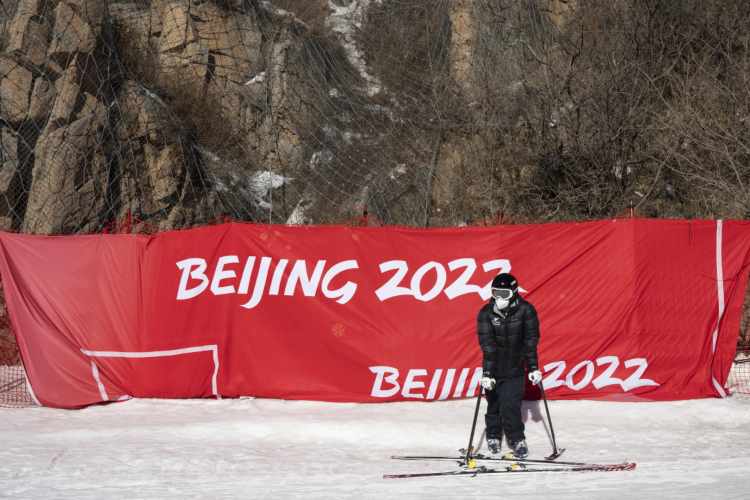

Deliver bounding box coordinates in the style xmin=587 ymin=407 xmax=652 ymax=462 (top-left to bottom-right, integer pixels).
xmin=486 ymin=437 xmax=502 ymax=455
xmin=510 ymin=439 xmax=528 ymax=459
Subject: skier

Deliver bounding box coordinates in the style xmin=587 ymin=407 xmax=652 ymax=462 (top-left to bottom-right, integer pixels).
xmin=477 ymin=273 xmax=541 ymax=459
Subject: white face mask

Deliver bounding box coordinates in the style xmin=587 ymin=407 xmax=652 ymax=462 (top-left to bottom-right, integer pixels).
xmin=494 ymin=297 xmax=510 ymax=310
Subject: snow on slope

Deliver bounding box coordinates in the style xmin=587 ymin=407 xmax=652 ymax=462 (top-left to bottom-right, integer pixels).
xmin=1 ymin=397 xmax=749 ymax=499
xmin=327 ymin=0 xmax=382 ymax=96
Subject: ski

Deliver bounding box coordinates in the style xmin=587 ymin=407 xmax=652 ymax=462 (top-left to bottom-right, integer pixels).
xmin=383 ymin=462 xmax=636 ymax=479
xmin=392 ymin=453 xmax=599 ymax=467
xmin=458 ymin=446 xmax=567 ymax=462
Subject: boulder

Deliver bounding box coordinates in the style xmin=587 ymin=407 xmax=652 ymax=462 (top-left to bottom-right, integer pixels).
xmin=7 ymin=13 xmax=50 ymax=67
xmin=157 ymin=1 xmax=208 ymax=88
xmin=0 ymin=56 xmax=33 ymax=125
xmin=145 ymin=143 xmax=184 ymax=204
xmin=48 ymin=59 xmax=81 ymax=127
xmin=159 ymin=1 xmax=198 ymax=52
xmin=47 ymin=1 xmax=98 ymax=59
xmin=28 ymin=77 xmax=56 ymax=122
xmin=158 ymin=41 xmax=208 ymax=88
xmin=66 ymin=0 xmax=105 ymax=32
xmin=109 ymin=2 xmax=159 ymax=55
xmin=78 ymin=92 xmax=107 ymax=124
xmin=116 ymin=81 xmax=171 ymax=143
xmin=191 ymin=1 xmax=262 ymax=82
xmin=22 ymin=114 xmax=105 ymax=234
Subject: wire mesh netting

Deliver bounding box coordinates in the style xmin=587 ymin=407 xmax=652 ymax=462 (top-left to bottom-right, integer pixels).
xmin=0 ymin=281 xmax=33 ymax=407
xmin=2 ymin=0 xmax=750 ymax=406
xmin=728 ymin=349 xmax=750 ymax=397
xmin=0 ymin=365 xmax=33 ymax=407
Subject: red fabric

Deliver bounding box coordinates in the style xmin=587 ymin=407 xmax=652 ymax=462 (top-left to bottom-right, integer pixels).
xmin=1 ymin=219 xmax=748 ymax=408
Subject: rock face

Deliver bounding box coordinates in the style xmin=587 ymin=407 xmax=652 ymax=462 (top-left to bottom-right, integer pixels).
xmin=3 ymin=0 xmax=537 ymax=231
xmin=0 ymin=0 xmax=324 ymax=233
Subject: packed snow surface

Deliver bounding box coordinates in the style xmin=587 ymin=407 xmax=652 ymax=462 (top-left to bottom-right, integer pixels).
xmin=1 ymin=397 xmax=749 ymax=499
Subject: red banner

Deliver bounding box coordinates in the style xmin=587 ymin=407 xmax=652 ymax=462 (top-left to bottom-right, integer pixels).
xmin=1 ymin=219 xmax=748 ymax=408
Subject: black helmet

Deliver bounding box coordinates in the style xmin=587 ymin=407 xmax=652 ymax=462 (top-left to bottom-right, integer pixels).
xmin=491 ymin=273 xmax=518 ymax=300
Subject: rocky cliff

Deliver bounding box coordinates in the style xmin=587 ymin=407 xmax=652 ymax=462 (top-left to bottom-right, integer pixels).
xmin=0 ymin=0 xmax=332 ymax=233
xmin=1 ymin=0 xmax=748 ymax=232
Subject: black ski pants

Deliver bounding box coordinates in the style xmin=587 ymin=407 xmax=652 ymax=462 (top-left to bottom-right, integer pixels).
xmin=484 ymin=374 xmax=525 ymax=445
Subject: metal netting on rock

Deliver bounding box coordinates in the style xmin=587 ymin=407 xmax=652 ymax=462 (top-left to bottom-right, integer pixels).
xmin=1 ymin=0 xmax=748 ymax=235
xmin=728 ymin=349 xmax=750 ymax=397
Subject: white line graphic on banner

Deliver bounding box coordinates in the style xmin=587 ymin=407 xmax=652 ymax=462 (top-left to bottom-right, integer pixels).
xmin=713 ymin=220 xmax=727 ymax=397
xmin=80 ymin=345 xmax=221 ymax=400
xmin=24 ymin=371 xmax=40 ymax=406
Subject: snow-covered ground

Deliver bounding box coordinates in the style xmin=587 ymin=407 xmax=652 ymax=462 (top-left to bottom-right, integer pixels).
xmin=1 ymin=396 xmax=749 ymax=499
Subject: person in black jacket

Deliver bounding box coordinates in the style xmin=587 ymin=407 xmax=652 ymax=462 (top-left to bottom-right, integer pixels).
xmin=477 ymin=273 xmax=541 ymax=458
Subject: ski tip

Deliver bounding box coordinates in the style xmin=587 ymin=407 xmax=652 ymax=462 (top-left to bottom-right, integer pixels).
xmin=584 ymin=462 xmax=637 ymax=472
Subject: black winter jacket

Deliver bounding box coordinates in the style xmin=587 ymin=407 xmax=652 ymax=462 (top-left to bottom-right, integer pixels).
xmin=477 ymin=297 xmax=540 ymax=379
